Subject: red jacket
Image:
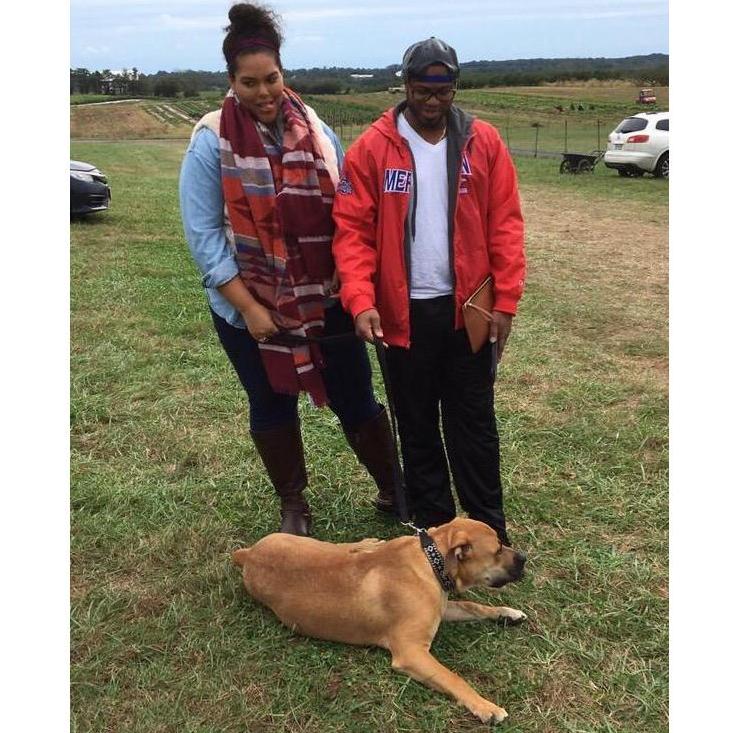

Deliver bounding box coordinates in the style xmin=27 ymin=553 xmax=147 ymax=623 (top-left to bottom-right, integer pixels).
xmin=332 ymin=103 xmax=525 ymax=348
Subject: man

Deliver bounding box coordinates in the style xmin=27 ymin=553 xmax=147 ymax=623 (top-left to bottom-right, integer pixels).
xmin=332 ymin=37 xmax=525 ymax=545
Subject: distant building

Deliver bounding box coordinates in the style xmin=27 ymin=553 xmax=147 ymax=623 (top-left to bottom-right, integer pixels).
xmin=100 ymin=78 xmax=130 ymax=95
xmin=350 ymin=74 xmax=374 ymax=79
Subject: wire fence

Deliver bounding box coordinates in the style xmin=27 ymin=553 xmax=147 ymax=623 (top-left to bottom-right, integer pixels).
xmin=321 ymin=111 xmax=617 ymax=158
xmin=85 ymin=98 xmax=617 ymax=159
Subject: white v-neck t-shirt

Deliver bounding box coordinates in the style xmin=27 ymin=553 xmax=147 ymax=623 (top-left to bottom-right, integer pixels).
xmin=397 ymin=113 xmax=453 ymax=299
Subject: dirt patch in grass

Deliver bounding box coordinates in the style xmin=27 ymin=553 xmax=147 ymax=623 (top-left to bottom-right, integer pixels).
xmin=535 ymin=657 xmax=598 ymax=719
xmin=518 ymin=184 xmax=667 ymax=393
xmin=71 ymin=103 xmax=190 ymax=139
xmin=523 ymin=186 xmax=667 ymax=304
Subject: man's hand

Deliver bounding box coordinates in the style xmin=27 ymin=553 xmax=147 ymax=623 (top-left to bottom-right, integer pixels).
xmin=354 ymin=308 xmax=383 ymax=343
xmin=490 ymin=311 xmax=514 ymax=361
xmin=242 ymin=302 xmax=279 ymax=343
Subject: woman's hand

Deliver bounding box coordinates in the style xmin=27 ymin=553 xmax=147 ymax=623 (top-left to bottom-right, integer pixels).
xmin=242 ymin=302 xmax=279 ymax=343
xmin=329 ymin=270 xmax=341 ymax=298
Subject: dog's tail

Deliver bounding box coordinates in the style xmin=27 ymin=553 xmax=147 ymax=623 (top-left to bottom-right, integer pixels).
xmin=232 ymin=547 xmax=249 ymax=568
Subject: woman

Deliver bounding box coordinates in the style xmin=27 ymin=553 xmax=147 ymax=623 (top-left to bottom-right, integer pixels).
xmin=179 ymin=3 xmax=396 ymax=536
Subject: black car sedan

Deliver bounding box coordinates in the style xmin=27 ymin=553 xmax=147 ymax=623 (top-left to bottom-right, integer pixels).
xmin=70 ymin=160 xmax=111 ymax=216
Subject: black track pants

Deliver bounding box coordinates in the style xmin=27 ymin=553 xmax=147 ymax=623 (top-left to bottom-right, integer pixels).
xmin=385 ymin=295 xmax=508 ymax=542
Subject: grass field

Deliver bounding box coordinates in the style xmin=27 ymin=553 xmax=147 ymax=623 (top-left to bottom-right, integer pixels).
xmin=306 ymin=84 xmax=668 ymax=152
xmin=70 ymin=133 xmax=668 ymax=732
xmin=71 ymin=83 xmax=668 ymax=156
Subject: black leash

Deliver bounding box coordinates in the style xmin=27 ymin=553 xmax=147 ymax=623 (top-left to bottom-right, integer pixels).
xmin=372 ymin=339 xmax=454 ymax=592
xmin=266 ymin=330 xmax=412 ymax=524
xmin=372 ymin=339 xmax=411 ymax=524
xmin=261 ymin=331 xmax=357 ymax=346
xmin=268 ymin=329 xmax=457 ymax=588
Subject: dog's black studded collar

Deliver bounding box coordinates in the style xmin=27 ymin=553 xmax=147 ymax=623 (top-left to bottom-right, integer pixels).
xmin=417 ymin=528 xmax=456 ymax=593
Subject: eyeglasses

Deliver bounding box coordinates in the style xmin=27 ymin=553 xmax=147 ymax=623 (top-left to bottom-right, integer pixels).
xmin=409 ymin=85 xmax=457 ymax=102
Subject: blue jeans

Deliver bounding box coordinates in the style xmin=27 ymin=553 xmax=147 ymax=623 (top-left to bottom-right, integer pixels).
xmin=211 ymin=305 xmax=381 ymax=433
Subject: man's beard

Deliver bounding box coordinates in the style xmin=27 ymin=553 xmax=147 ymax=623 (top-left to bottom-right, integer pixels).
xmin=418 ymin=113 xmax=447 ymax=129
xmin=407 ymin=103 xmax=448 ymax=130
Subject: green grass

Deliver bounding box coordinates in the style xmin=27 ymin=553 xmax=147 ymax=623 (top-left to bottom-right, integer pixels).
xmin=71 ymin=140 xmax=668 ymax=732
xmin=71 ymin=86 xmax=650 ymax=154
xmin=302 ymin=96 xmax=382 ymax=124
xmin=456 ymin=88 xmax=655 ymax=118
xmin=513 ymin=155 xmax=668 ymax=204
xmin=301 ymin=88 xmax=664 ymax=154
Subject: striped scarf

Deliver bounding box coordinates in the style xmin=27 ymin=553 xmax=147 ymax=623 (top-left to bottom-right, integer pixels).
xmin=219 ymin=88 xmax=337 ymax=406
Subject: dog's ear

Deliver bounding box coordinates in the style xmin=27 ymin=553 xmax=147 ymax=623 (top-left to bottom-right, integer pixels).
xmin=455 ymin=543 xmax=473 ymax=561
xmin=444 ymin=532 xmax=472 ymax=578
xmin=447 ymin=529 xmax=472 ymax=561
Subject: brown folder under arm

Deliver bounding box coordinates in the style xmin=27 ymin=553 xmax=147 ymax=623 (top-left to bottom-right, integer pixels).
xmin=461 ymin=276 xmax=494 ymax=354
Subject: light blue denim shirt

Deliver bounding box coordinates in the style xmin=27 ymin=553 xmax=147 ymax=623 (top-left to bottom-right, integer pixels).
xmin=179 ymin=123 xmax=345 ymax=328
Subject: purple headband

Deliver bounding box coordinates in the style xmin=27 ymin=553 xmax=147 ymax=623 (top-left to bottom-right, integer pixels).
xmin=226 ymin=36 xmax=279 ymax=64
xmin=412 ymin=73 xmax=455 ymax=83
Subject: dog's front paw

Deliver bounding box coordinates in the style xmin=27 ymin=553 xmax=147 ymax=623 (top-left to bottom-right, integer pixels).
xmin=472 ymin=700 xmax=508 ymax=725
xmin=497 ymin=607 xmax=527 ymax=625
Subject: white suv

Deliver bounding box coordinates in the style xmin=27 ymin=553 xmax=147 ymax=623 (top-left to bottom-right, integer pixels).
xmin=603 ymin=112 xmax=669 ymax=178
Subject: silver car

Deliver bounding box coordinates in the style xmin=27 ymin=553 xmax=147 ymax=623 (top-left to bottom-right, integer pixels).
xmin=71 ymin=160 xmax=111 ymax=216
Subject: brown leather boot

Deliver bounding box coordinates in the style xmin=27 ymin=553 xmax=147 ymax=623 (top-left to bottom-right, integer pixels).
xmin=344 ymin=406 xmax=398 ymax=515
xmin=250 ymin=421 xmax=312 ymax=536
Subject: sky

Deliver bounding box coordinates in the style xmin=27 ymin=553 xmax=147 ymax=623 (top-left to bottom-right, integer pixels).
xmin=70 ymin=0 xmax=669 ymax=74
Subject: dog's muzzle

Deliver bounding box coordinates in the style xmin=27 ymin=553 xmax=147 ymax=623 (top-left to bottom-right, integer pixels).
xmin=513 ymin=550 xmax=527 ymax=577
xmin=485 ymin=549 xmax=527 ymax=588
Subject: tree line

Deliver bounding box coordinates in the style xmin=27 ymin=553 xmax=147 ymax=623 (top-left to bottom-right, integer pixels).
xmin=70 ymin=68 xmax=220 ymax=97
xmin=70 ymin=54 xmax=668 ymax=97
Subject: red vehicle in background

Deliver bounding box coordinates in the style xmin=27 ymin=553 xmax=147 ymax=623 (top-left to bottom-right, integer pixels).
xmin=636 ymin=88 xmax=657 ymax=105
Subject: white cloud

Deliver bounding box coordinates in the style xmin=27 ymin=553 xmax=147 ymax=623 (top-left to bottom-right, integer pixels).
xmin=72 ymin=0 xmax=222 ymax=7
xmin=278 ymin=0 xmax=667 ymax=26
xmin=70 ymin=0 xmax=668 ymax=71
xmin=289 ymin=35 xmax=326 ymax=43
xmin=157 ymin=13 xmax=222 ymax=31
xmin=74 ymin=0 xmax=668 ymax=34
xmin=100 ymin=13 xmax=221 ymax=35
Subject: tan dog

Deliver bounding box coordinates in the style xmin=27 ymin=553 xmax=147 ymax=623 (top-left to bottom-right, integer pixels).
xmin=232 ymin=517 xmax=527 ymax=725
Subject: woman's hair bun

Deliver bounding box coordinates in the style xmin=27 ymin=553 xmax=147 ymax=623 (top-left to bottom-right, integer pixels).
xmin=226 ymin=3 xmax=282 ymax=47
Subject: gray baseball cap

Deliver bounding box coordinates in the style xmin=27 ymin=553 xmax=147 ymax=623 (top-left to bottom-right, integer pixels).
xmin=402 ymin=37 xmax=459 ymax=80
